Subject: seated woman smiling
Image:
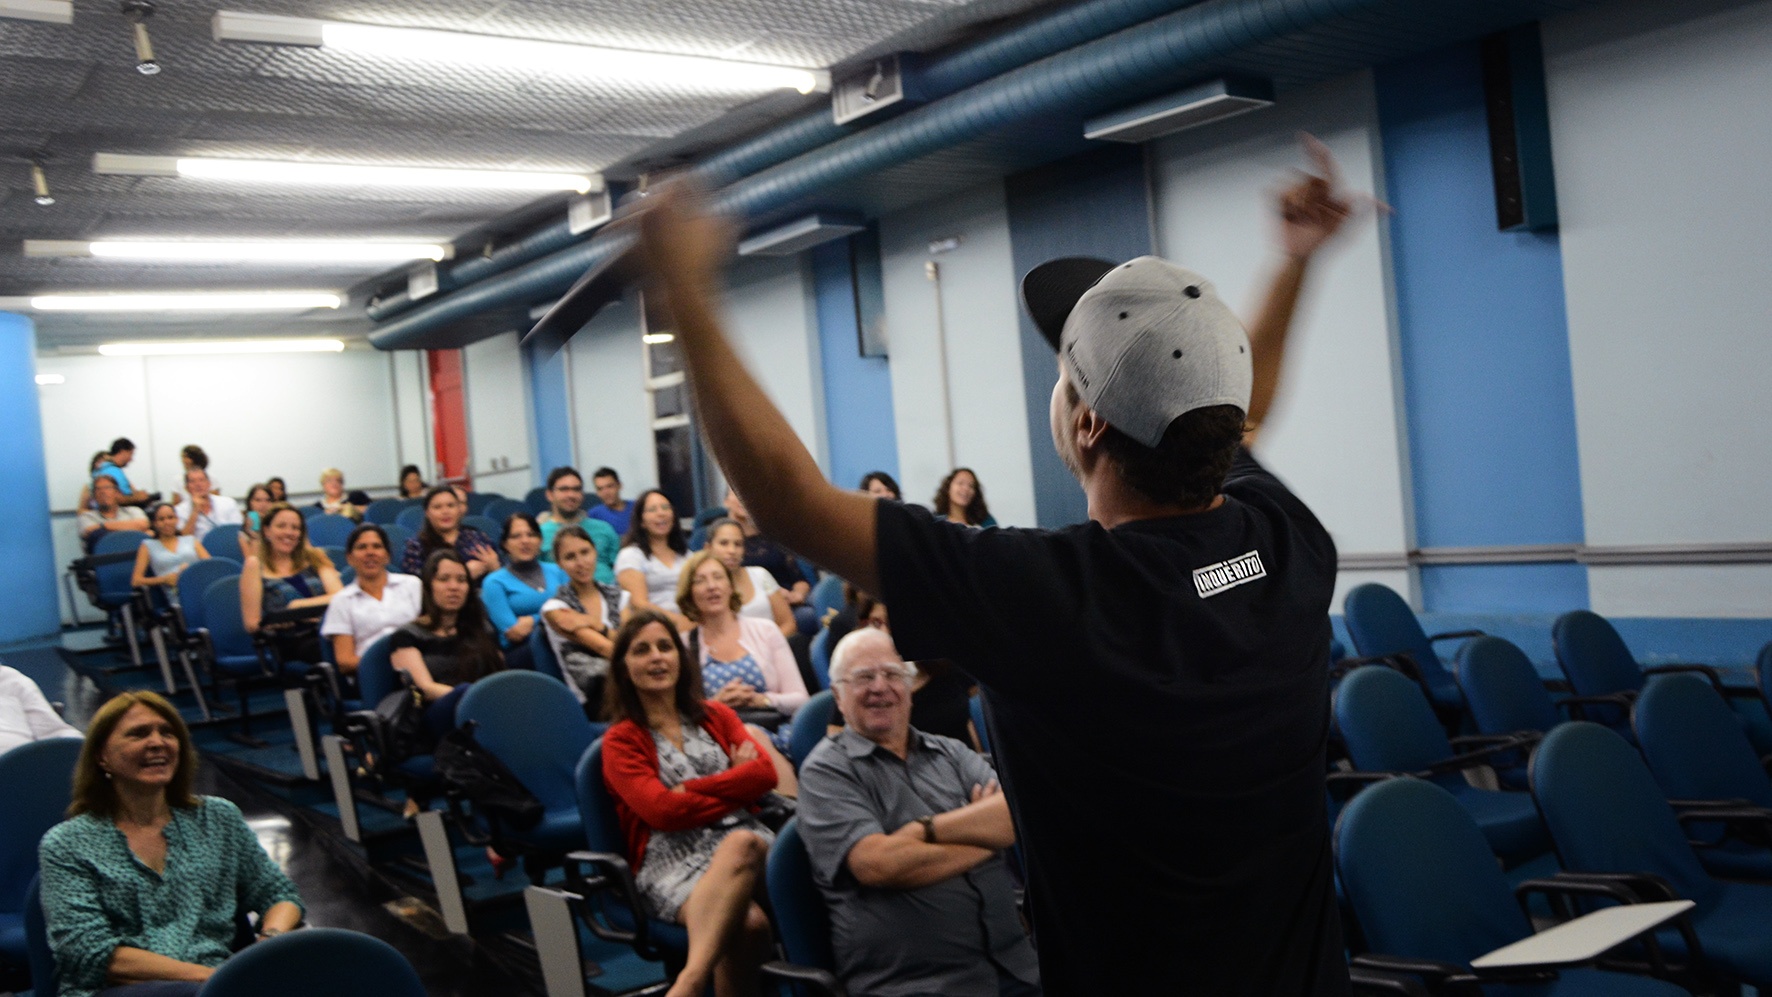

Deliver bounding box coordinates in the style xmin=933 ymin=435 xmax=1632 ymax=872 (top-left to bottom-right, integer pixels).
xmin=38 ymin=691 xmax=303 ymax=997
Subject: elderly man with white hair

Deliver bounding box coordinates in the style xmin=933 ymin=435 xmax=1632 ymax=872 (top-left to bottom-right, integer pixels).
xmin=797 ymin=628 xmax=1039 ymax=997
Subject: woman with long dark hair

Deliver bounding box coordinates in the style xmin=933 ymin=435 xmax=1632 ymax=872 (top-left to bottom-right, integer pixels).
xmin=540 ymin=525 xmax=628 ymax=713
xmin=241 ymin=504 xmax=341 ymax=665
xmin=614 ymin=488 xmax=690 ymax=630
xmin=858 ymin=471 xmax=901 ymax=500
xmin=480 ymin=511 xmax=569 ymax=670
xmin=237 ymin=482 xmax=275 ymax=560
xmin=131 ymin=502 xmax=208 ymax=604
xmin=932 ymin=467 xmax=996 ymax=528
xmin=600 ymin=611 xmax=781 ymax=997
xmin=400 ymin=484 xmax=500 ymax=579
xmin=387 ymin=549 xmax=505 ymax=738
xmin=398 ymin=464 xmax=427 ymax=499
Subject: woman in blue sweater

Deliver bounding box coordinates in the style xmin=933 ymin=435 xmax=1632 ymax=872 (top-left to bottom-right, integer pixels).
xmin=480 ymin=511 xmax=568 ymax=670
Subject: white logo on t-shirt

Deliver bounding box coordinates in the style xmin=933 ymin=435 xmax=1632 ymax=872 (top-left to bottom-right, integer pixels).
xmin=1193 ymin=550 xmax=1267 ymax=598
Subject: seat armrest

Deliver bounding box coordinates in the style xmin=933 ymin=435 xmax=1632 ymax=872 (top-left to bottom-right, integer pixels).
xmin=759 ymin=961 xmax=846 ymax=997
xmin=1450 ymin=732 xmax=1542 ymax=752
xmin=1552 ymin=693 xmax=1634 ymax=722
xmin=1346 ymin=966 xmax=1434 ymax=997
xmin=1419 ymin=734 xmax=1540 ymax=778
xmin=1349 ymin=955 xmax=1482 ymax=996
xmin=1326 ymin=770 xmax=1399 ymax=801
xmin=562 ymin=851 xmax=672 ymax=960
xmin=1428 ymin=629 xmax=1486 ymax=643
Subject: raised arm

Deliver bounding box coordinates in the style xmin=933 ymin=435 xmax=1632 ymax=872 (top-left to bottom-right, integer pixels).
xmin=637 ymin=188 xmax=881 ymax=596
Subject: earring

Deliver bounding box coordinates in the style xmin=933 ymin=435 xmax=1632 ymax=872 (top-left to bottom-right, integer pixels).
xmin=103 ymin=770 xmax=113 ymax=780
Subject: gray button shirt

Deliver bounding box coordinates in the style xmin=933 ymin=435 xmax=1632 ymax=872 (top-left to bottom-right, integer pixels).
xmin=798 ymin=726 xmax=1039 ymax=997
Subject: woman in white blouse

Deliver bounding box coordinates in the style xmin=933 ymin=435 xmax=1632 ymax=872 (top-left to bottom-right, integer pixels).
xmin=702 ymin=517 xmax=796 ymax=640
xmin=613 ymin=489 xmax=690 ymax=631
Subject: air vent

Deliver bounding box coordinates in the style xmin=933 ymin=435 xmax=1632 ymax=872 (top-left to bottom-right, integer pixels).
xmin=567 ymin=191 xmax=613 ymax=235
xmin=832 ymin=54 xmax=923 ymax=126
xmin=0 ymin=0 xmax=73 ymax=24
xmin=1084 ymin=77 xmax=1274 ymax=143
xmin=737 ymin=213 xmax=866 ymax=257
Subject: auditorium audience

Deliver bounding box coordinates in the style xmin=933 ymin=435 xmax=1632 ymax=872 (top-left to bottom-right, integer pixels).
xmin=74 ymin=451 xmax=108 ymax=511
xmin=599 ymin=611 xmax=786 ymax=997
xmin=705 ymin=518 xmax=796 ymax=639
xmin=798 ymin=628 xmax=1037 ymax=997
xmin=0 ymin=663 xmax=80 ymax=755
xmin=38 ymin=691 xmax=303 ymax=997
xmin=241 ymin=504 xmax=341 ymax=666
xmin=615 ymin=488 xmax=690 ymax=629
xmin=95 ymin=438 xmax=150 ymax=506
xmin=536 ymin=466 xmax=619 ymax=583
xmin=828 ymin=595 xmax=977 ymax=749
xmin=320 ymin=524 xmax=422 ymax=673
xmin=314 ymin=468 xmax=362 ymax=521
xmin=402 ymin=485 xmax=500 ymax=579
xmin=587 ymin=466 xmax=632 ymax=536
xmin=174 ymin=468 xmax=241 ymax=543
xmin=265 ymin=477 xmax=288 ymax=504
xmin=168 ymin=446 xmax=211 ymax=506
xmin=722 ymin=489 xmax=812 ymax=613
xmin=78 ymin=475 xmax=149 ymax=549
xmin=859 ymin=472 xmax=901 ymax=501
xmin=932 ymin=468 xmax=996 ymax=528
xmin=678 ymin=550 xmax=807 ymax=751
xmin=237 ymin=483 xmax=275 ymax=560
xmin=388 ymin=550 xmax=505 ymax=739
xmin=481 ymin=511 xmax=569 ymax=670
xmin=399 ymin=464 xmax=427 ymax=499
xmin=540 ymin=525 xmax=629 ymax=711
xmin=131 ymin=503 xmax=209 ymax=603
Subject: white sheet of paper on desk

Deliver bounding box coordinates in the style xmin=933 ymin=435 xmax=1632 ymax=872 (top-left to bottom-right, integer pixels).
xmin=1470 ymin=900 xmax=1695 ymax=969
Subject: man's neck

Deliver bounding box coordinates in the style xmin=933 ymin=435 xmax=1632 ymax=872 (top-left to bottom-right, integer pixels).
xmin=1082 ymin=468 xmax=1221 ymax=529
xmin=605 ymin=498 xmax=626 ymax=512
xmin=553 ymin=508 xmax=583 ymax=524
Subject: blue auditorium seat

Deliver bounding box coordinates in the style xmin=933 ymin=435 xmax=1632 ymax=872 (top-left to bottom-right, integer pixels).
xmin=523 ymin=486 xmax=549 ymax=514
xmin=461 ymin=514 xmax=501 ymax=541
xmin=483 ymin=498 xmax=528 ymax=525
xmin=465 ymin=492 xmax=501 ymax=516
xmin=569 ymin=740 xmax=690 ymax=958
xmin=529 ymin=621 xmax=563 ymax=683
xmin=198 ymin=927 xmax=426 ymax=997
xmin=809 ymin=627 xmax=833 ymax=691
xmin=0 ymin=738 xmax=83 ymax=987
xmin=1554 ymin=610 xmax=1761 ymax=746
xmin=395 ymin=506 xmax=425 ymax=531
xmin=456 ymin=671 xmax=600 ymax=861
xmin=810 ymin=573 xmax=845 ymax=622
xmin=363 ymin=498 xmax=405 ymax=525
xmin=203 ymin=522 xmax=245 ymax=561
xmin=786 ymin=691 xmax=836 ymax=770
xmin=307 ymin=513 xmax=357 ymax=548
xmin=1531 ymin=722 xmax=1772 ymax=987
xmin=970 ymin=692 xmax=992 ymax=757
xmin=381 ymin=522 xmax=414 ymax=557
xmin=764 ymin=819 xmax=845 ymax=994
xmin=1343 ymin=583 xmax=1477 ymax=719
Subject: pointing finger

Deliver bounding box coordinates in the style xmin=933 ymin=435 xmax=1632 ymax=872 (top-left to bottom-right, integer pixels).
xmin=1298 ymin=132 xmax=1340 ymax=188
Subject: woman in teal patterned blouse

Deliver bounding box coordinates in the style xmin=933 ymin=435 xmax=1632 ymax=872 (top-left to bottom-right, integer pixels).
xmin=37 ymin=691 xmax=304 ymax=997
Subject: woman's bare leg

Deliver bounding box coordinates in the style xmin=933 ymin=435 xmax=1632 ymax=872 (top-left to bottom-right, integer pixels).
xmin=710 ymin=903 xmax=773 ymax=997
xmin=745 ymin=724 xmax=798 ymax=797
xmin=667 ymin=831 xmax=769 ymax=997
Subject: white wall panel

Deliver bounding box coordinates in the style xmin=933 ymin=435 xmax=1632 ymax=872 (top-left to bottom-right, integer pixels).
xmin=566 ymin=297 xmax=657 ymax=497
xmin=1543 ymin=0 xmax=1772 ymax=616
xmin=1150 ymin=70 xmax=1413 ymax=605
xmin=879 ymin=182 xmax=1038 ymax=527
xmin=390 ymin=350 xmax=432 ymax=481
xmin=461 ymin=331 xmax=532 ymax=496
xmin=722 ymin=255 xmax=827 ymax=473
xmin=36 ymin=353 xmax=152 ymax=509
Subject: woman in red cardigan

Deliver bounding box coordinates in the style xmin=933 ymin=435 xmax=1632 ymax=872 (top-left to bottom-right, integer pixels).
xmin=601 ymin=609 xmax=781 ymax=997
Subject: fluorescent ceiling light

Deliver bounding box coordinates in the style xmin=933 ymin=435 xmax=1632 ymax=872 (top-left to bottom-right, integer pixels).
xmin=1084 ymin=77 xmax=1275 ymax=143
xmin=98 ymin=339 xmax=347 ymax=356
xmin=35 ymin=373 xmax=66 ymax=385
xmin=641 ymin=333 xmax=675 ymax=345
xmin=212 ymin=10 xmax=828 ymax=95
xmin=29 ymin=292 xmax=342 ymax=312
xmin=93 ymin=152 xmax=598 ymax=193
xmin=1 ymin=0 xmax=73 ymax=24
xmin=26 ymin=239 xmax=449 ymax=262
xmin=738 ymin=213 xmax=867 ymax=257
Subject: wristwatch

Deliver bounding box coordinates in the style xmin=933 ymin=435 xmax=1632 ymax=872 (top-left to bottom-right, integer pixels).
xmin=917 ymin=815 xmax=937 ymax=843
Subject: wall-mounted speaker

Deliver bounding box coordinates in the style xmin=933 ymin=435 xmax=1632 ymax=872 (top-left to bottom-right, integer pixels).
xmin=1480 ymin=23 xmax=1559 ymax=232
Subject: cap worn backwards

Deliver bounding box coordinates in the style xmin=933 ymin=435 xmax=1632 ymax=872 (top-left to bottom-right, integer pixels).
xmin=1021 ymin=255 xmax=1252 ymax=448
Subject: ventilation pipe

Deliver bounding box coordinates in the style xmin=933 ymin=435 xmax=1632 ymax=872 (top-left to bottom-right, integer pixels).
xmin=369 ymin=0 xmax=1389 ymax=350
xmin=365 ymin=0 xmax=1218 ymax=322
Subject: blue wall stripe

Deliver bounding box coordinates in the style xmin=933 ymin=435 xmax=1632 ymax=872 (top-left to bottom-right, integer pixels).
xmin=811 ymin=239 xmax=899 ymax=490
xmin=0 ymin=313 xmax=61 ymax=643
xmin=524 ymin=337 xmax=574 ymax=478
xmin=1375 ymin=42 xmax=1589 ymax=612
xmin=1003 ymin=145 xmax=1152 ymax=529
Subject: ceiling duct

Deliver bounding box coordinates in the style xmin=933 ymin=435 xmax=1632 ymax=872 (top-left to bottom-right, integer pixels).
xmin=831 ymin=55 xmax=926 ymax=125
xmin=1084 ymin=77 xmax=1274 ymax=143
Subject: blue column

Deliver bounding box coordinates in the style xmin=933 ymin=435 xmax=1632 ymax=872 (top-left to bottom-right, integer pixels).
xmin=523 ymin=337 xmax=574 ymax=477
xmin=0 ymin=313 xmax=62 ymax=643
xmin=811 ymin=239 xmax=898 ymax=490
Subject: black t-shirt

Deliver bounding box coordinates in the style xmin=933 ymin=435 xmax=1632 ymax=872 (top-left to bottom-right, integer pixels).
xmin=877 ymin=448 xmax=1347 ymax=997
xmin=388 ymin=621 xmax=501 ymax=687
xmin=743 ymin=534 xmax=803 ymax=592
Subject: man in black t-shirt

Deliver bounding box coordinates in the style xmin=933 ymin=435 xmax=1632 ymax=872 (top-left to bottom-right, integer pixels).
xmin=624 ymin=137 xmax=1368 ymax=995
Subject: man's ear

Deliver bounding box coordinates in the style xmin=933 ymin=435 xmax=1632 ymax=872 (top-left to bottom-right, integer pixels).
xmin=1074 ymin=405 xmax=1112 ymax=457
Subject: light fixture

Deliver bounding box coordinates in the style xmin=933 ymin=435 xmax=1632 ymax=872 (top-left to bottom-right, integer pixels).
xmin=25 ymin=239 xmax=450 ymax=262
xmin=641 ymin=332 xmax=675 ymax=345
xmin=1084 ymin=77 xmax=1274 ymax=143
xmin=121 ymin=0 xmax=160 ymax=75
xmin=212 ymin=10 xmax=830 ymax=95
xmin=30 ymin=162 xmax=54 ymax=206
xmin=35 ymin=373 xmax=66 ymax=385
xmin=97 ymin=338 xmax=346 ymax=356
xmin=737 ymin=213 xmax=867 ymax=257
xmin=0 ymin=0 xmax=73 ymax=24
xmin=92 ymin=152 xmax=599 ymax=193
xmin=27 ymin=292 xmax=342 ymax=312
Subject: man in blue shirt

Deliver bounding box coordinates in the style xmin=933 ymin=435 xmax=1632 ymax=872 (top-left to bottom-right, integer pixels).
xmin=538 ymin=465 xmax=619 ymax=584
xmin=586 ymin=466 xmax=632 ymax=536
xmin=95 ymin=437 xmax=150 ymax=506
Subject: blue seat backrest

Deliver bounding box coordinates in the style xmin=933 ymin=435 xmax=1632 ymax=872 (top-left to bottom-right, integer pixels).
xmin=692 ymin=506 xmax=728 ymax=528
xmin=1529 ymin=722 xmax=1721 ymax=908
xmin=810 ymin=575 xmax=845 ymax=621
xmin=93 ymin=531 xmax=146 ymax=600
xmin=94 ymin=531 xmax=147 ymax=558
xmin=354 ymin=637 xmax=398 ymax=706
xmin=0 ymin=738 xmax=84 ymax=915
xmin=322 ymin=546 xmax=348 ymax=573
xmin=308 ymin=514 xmax=357 ymax=548
xmin=970 ymin=693 xmax=992 ymax=756
xmin=457 ymin=671 xmax=595 ymax=813
xmin=382 ymin=523 xmax=414 ymax=556
xmin=203 ymin=523 xmax=244 ymax=560
xmin=523 ymin=487 xmax=549 ymax=515
xmin=1343 ymin=583 xmax=1437 ymax=668
xmin=177 ymin=559 xmax=240 ymax=631
xmin=202 ymin=575 xmax=254 ymax=657
xmin=1455 ymin=636 xmax=1562 ymax=735
xmin=198 ymin=927 xmax=425 ymax=997
xmin=529 ymin=623 xmax=562 ymax=682
xmin=1759 ymin=640 xmax=1772 ymax=704
xmin=483 ymin=499 xmax=527 ymax=525
xmin=465 ymin=492 xmax=501 ymax=516
xmin=301 ymin=505 xmax=323 ymax=519
xmin=809 ymin=628 xmax=832 ymax=691
xmin=1335 ymin=777 xmax=1530 ymax=966
xmin=767 ymin=819 xmax=836 ymax=972
xmin=1633 ymin=674 xmax=1772 ymax=809
xmin=395 ymin=506 xmax=425 ymax=531
xmin=686 ymin=526 xmax=707 ymax=552
xmin=1552 ymin=610 xmax=1644 ymax=698
xmin=24 ymin=877 xmax=55 ymax=997
xmin=364 ymin=498 xmax=406 ymax=525
xmin=576 ymin=740 xmax=626 ymax=857
xmin=786 ymin=692 xmax=835 ymax=770
xmin=462 ymin=515 xmax=501 ymax=541
xmin=1333 ymin=666 xmax=1456 ymax=783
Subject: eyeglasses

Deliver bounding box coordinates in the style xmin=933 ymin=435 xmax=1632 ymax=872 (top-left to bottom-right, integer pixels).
xmin=838 ymin=668 xmax=910 ymax=688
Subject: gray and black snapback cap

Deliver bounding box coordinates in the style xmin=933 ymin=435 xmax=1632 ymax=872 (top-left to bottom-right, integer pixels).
xmin=1021 ymin=255 xmax=1253 ymax=448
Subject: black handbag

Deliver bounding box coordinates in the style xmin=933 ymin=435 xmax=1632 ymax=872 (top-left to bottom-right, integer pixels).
xmin=373 ymin=685 xmax=429 ymax=767
xmin=733 ymin=705 xmax=790 ymax=731
xmin=433 ymin=721 xmax=544 ymax=831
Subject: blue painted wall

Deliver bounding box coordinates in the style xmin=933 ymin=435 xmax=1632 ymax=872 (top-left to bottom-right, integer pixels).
xmin=811 ymin=239 xmax=899 ymax=490
xmin=1003 ymin=146 xmax=1152 ymax=529
xmin=524 ymin=337 xmax=574 ymax=477
xmin=0 ymin=313 xmax=62 ymax=644
xmin=1375 ymin=43 xmax=1589 ymax=613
